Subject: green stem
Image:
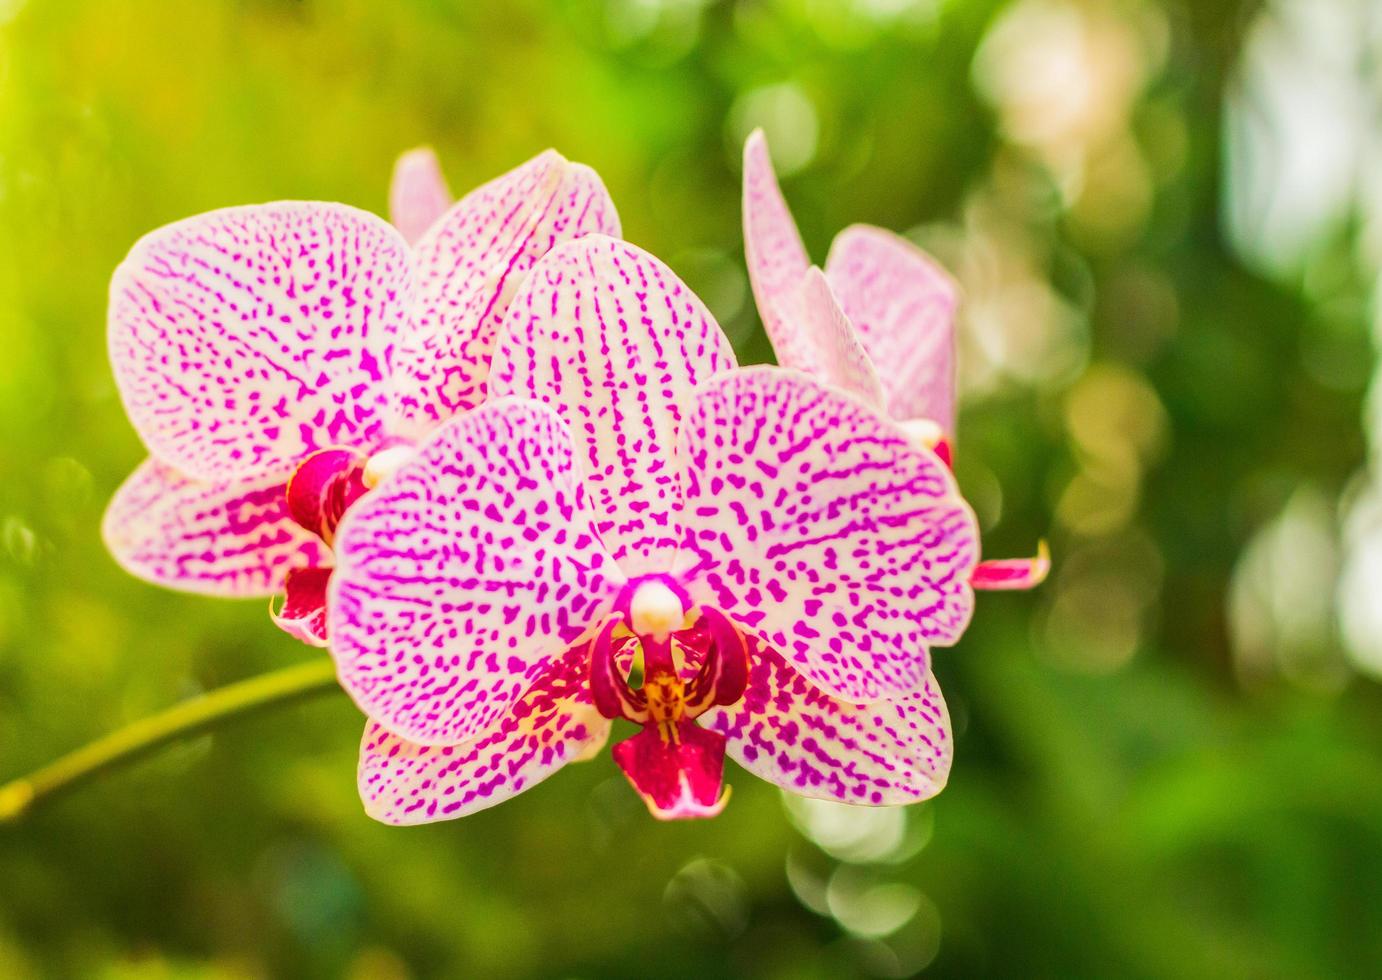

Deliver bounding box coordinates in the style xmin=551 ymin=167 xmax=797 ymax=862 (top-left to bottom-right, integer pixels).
xmin=0 ymin=658 xmax=341 ymax=824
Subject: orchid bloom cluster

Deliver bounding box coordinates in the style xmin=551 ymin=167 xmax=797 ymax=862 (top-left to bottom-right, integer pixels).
xmin=103 ymin=137 xmax=1046 ymax=823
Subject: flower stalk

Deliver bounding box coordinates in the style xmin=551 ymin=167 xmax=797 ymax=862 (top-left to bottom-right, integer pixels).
xmin=0 ymin=658 xmax=341 ymax=824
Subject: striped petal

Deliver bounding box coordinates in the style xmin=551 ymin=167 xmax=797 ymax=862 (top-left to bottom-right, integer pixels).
xmin=358 ymin=647 xmax=610 ymax=824
xmin=109 ymin=202 xmax=412 ymax=481
xmin=675 ymin=368 xmax=978 ymax=703
xmin=391 ymin=151 xmax=620 ymax=439
xmin=703 ymin=640 xmax=952 ymax=805
xmin=489 ymin=235 xmax=737 ymax=576
xmin=328 ymin=398 xmax=626 ymax=745
xmin=784 ymin=268 xmax=886 ymax=408
xmin=388 ymin=146 xmax=453 ymax=245
xmin=742 ymin=129 xmax=815 ymax=373
xmin=824 ymin=225 xmax=959 ymax=432
xmin=103 ymin=458 xmax=326 ymax=597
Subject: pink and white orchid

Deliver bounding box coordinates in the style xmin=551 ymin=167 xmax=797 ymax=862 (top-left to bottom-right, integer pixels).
xmin=329 ymin=235 xmax=978 ymax=823
xmin=743 ymin=130 xmax=1049 ymax=591
xmin=103 ymin=149 xmax=619 ymax=645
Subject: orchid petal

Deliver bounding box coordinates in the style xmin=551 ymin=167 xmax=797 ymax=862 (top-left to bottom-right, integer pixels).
xmin=611 ymin=720 xmax=729 ymax=820
xmin=109 ymin=203 xmax=412 ymax=481
xmin=328 ymin=398 xmax=627 ymax=746
xmin=824 ymin=225 xmax=959 ymax=432
xmin=743 ymin=135 xmax=885 ymax=409
xmin=490 ymin=235 xmax=737 ymax=575
xmin=270 ymin=566 xmax=332 ymax=647
xmin=675 ymin=368 xmax=979 ymax=703
xmin=103 ymin=458 xmax=326 ymax=597
xmin=742 ymin=129 xmax=815 ymax=372
xmin=284 ymin=447 xmax=368 ymax=544
xmin=703 ymin=640 xmax=952 ymax=805
xmin=972 ymin=540 xmax=1051 ymax=591
xmin=786 ymin=268 xmax=887 ymax=408
xmin=392 ymin=152 xmax=621 ymax=439
xmin=358 ymin=647 xmax=610 ymax=825
xmin=388 ymin=147 xmax=454 ymax=245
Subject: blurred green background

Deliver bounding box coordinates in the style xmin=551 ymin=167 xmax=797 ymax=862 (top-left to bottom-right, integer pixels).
xmin=4 ymin=0 xmax=1382 ymax=976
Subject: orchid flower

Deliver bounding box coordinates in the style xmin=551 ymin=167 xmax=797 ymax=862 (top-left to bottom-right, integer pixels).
xmin=328 ymin=235 xmax=978 ymax=823
xmin=743 ymin=130 xmax=1049 ymax=591
xmin=102 ymin=150 xmax=619 ymax=646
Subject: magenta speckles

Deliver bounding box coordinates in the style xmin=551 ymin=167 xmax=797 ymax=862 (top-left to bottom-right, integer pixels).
xmin=110 ymin=202 xmax=412 ymax=482
xmin=329 ymin=399 xmax=627 ymax=746
xmin=328 ymin=235 xmax=980 ymax=821
xmin=103 ymin=149 xmax=619 ymax=646
xmin=489 ymin=235 xmax=737 ymax=576
xmin=390 ymin=152 xmax=621 ymax=440
xmin=359 ymin=645 xmax=609 ymax=824
xmin=103 ymin=459 xmax=325 ymax=597
xmin=675 ymin=368 xmax=977 ymax=703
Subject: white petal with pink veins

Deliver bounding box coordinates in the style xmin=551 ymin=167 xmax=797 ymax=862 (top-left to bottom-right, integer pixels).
xmin=703 ymin=640 xmax=952 ymax=805
xmin=391 ymin=151 xmax=620 ymax=439
xmin=109 ymin=202 xmax=412 ymax=481
xmin=103 ymin=458 xmax=326 ymax=597
xmin=824 ymin=225 xmax=959 ymax=432
xmin=489 ymin=235 xmax=737 ymax=576
xmin=675 ymin=367 xmax=978 ymax=703
xmin=358 ymin=647 xmax=610 ymax=824
xmin=328 ymin=398 xmax=626 ymax=746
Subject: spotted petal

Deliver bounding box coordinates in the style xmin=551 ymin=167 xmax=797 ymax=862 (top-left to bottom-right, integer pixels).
xmin=358 ymin=647 xmax=610 ymax=824
xmin=703 ymin=640 xmax=951 ymax=805
xmin=328 ymin=398 xmax=627 ymax=745
xmin=490 ymin=235 xmax=737 ymax=575
xmin=392 ymin=152 xmax=621 ymax=439
xmin=824 ymin=225 xmax=959 ymax=431
xmin=109 ymin=203 xmax=412 ymax=481
xmin=675 ymin=368 xmax=978 ymax=703
xmin=103 ymin=458 xmax=326 ymax=597
xmin=389 ymin=146 xmax=454 ymax=245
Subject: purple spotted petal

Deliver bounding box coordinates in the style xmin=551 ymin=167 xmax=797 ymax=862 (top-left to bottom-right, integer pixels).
xmin=103 ymin=458 xmax=326 ymax=597
xmin=388 ymin=146 xmax=454 ymax=245
xmin=742 ymin=129 xmax=816 ymax=373
xmin=489 ymin=235 xmax=737 ymax=575
xmin=328 ymin=397 xmax=627 ymax=746
xmin=824 ymin=225 xmax=959 ymax=432
xmin=109 ymin=203 xmax=412 ymax=481
xmin=391 ymin=152 xmax=621 ymax=439
xmin=358 ymin=647 xmax=610 ymax=824
xmin=675 ymin=368 xmax=978 ymax=703
xmin=703 ymin=639 xmax=951 ymax=805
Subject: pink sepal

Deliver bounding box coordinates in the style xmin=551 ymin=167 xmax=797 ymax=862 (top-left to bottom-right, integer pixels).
xmin=972 ymin=540 xmax=1051 ymax=591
